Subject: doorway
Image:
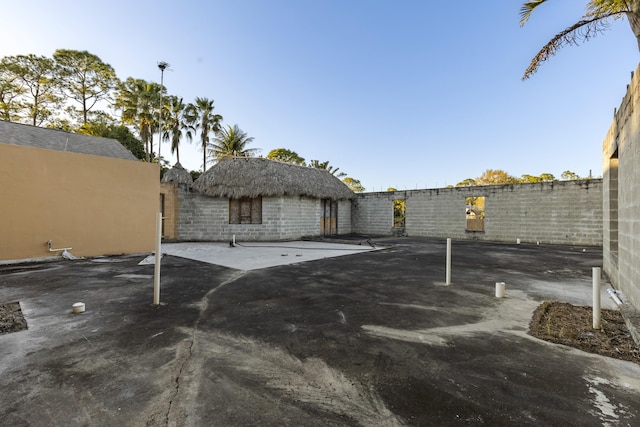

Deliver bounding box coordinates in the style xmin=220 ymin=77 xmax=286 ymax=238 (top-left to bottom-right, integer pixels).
xmin=321 ymin=199 xmax=338 ymax=236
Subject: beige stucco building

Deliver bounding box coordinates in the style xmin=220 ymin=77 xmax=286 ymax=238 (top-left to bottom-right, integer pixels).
xmin=0 ymin=120 xmax=159 ymax=262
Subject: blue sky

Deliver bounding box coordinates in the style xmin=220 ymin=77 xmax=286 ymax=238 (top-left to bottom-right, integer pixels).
xmin=2 ymin=1 xmax=638 ymax=191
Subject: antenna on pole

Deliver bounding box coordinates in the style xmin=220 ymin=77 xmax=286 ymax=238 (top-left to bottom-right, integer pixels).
xmin=157 ymin=61 xmax=170 ymax=161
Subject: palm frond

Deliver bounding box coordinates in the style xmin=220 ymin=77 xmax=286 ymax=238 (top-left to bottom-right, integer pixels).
xmin=522 ymin=13 xmax=617 ymax=79
xmin=520 ymin=0 xmax=549 ymax=26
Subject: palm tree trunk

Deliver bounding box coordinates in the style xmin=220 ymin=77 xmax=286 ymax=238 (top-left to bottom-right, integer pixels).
xmin=630 ymin=3 xmax=640 ymax=51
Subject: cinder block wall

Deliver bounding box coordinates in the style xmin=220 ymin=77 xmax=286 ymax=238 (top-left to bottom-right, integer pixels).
xmin=176 ymin=192 xmax=351 ymax=241
xmin=353 ymin=180 xmax=602 ymax=246
xmin=337 ymin=200 xmax=352 ymax=235
xmin=603 ymin=64 xmax=640 ymax=309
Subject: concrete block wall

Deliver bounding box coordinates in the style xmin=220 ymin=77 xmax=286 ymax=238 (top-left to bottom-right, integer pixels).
xmin=351 ymin=192 xmax=394 ymax=235
xmin=337 ymin=200 xmax=352 ymax=235
xmin=176 ymin=191 xmax=352 ymax=241
xmin=603 ymin=63 xmax=640 ymax=310
xmin=353 ymin=180 xmax=602 ymax=246
xmin=271 ymin=196 xmax=322 ymax=240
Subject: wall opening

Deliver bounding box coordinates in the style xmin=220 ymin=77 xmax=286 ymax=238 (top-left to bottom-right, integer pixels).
xmin=465 ymin=196 xmax=485 ymax=232
xmin=393 ymin=199 xmax=406 ymax=228
xmin=609 ymin=150 xmax=619 ymax=257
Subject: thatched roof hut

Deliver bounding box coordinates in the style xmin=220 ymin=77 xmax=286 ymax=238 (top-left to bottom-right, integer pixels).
xmin=162 ymin=162 xmax=193 ymax=186
xmin=193 ymin=157 xmax=355 ymax=200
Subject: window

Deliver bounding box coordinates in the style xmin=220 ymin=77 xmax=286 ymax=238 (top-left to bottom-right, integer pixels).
xmin=229 ymin=197 xmax=262 ymax=224
xmin=465 ymin=196 xmax=485 ymax=232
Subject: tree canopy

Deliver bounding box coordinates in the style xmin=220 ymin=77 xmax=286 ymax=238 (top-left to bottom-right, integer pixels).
xmin=0 ymin=49 xmax=251 ymax=173
xmin=266 ymin=148 xmax=306 ymax=165
xmin=456 ymin=169 xmax=583 ymax=187
xmin=342 ymin=177 xmax=365 ymax=192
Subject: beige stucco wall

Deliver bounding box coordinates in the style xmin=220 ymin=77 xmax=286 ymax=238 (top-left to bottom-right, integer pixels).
xmin=0 ymin=142 xmax=159 ymax=261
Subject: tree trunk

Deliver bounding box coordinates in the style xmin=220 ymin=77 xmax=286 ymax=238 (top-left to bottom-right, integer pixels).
xmin=629 ymin=4 xmax=640 ymax=51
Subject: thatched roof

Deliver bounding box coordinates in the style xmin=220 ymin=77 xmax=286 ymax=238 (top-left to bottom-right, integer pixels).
xmin=0 ymin=120 xmax=137 ymax=161
xmin=192 ymin=157 xmax=355 ymax=200
xmin=162 ymin=162 xmax=193 ymax=185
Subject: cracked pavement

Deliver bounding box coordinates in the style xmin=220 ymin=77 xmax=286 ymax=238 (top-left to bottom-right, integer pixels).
xmin=1 ymin=237 xmax=639 ymax=426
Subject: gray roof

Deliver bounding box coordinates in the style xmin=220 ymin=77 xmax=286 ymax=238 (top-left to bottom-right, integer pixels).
xmin=0 ymin=120 xmax=137 ymax=161
xmin=193 ymin=157 xmax=355 ymax=200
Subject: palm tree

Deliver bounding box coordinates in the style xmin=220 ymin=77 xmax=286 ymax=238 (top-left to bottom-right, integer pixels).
xmin=520 ymin=0 xmax=640 ymax=79
xmin=115 ymin=78 xmax=162 ymax=161
xmin=164 ymin=96 xmax=193 ymax=164
xmin=209 ymin=124 xmax=260 ymax=161
xmin=309 ymin=160 xmax=346 ymax=178
xmin=187 ymin=97 xmax=223 ymax=171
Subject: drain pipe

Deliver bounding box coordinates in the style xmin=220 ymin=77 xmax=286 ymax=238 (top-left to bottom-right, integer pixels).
xmin=593 ymin=267 xmax=601 ymax=330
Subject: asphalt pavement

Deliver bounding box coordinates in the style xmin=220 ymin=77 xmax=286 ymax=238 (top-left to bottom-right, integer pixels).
xmin=1 ymin=237 xmax=638 ymax=426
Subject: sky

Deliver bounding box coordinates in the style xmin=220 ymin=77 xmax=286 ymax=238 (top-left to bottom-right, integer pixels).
xmin=2 ymin=1 xmax=639 ymax=191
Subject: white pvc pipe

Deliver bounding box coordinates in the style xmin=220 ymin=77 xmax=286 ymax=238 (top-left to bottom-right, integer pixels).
xmin=593 ymin=267 xmax=601 ymax=329
xmin=233 ymin=234 xmax=236 ymax=246
xmin=495 ymin=282 xmax=505 ymax=298
xmin=445 ymin=238 xmax=451 ymax=286
xmin=153 ymin=212 xmax=162 ymax=305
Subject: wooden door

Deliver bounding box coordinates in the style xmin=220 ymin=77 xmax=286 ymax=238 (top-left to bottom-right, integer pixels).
xmin=321 ymin=199 xmax=338 ymax=236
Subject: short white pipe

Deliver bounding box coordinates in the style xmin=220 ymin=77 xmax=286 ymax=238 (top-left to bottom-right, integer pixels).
xmin=445 ymin=238 xmax=451 ymax=286
xmin=495 ymin=282 xmax=506 ymax=298
xmin=516 ymin=238 xmax=521 ymax=245
xmin=48 ymin=240 xmax=72 ymax=252
xmin=153 ymin=212 xmax=162 ymax=305
xmin=72 ymin=302 xmax=85 ymax=314
xmin=233 ymin=234 xmax=236 ymax=246
xmin=593 ymin=267 xmax=601 ymax=329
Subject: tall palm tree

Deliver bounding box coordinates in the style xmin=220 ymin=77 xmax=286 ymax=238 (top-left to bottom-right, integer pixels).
xmin=115 ymin=78 xmax=162 ymax=161
xmin=163 ymin=95 xmax=193 ymax=164
xmin=187 ymin=97 xmax=223 ymax=171
xmin=520 ymin=0 xmax=640 ymax=79
xmin=209 ymin=124 xmax=260 ymax=161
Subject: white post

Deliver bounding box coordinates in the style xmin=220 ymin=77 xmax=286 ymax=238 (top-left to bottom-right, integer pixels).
xmin=445 ymin=238 xmax=451 ymax=286
xmin=153 ymin=212 xmax=162 ymax=305
xmin=593 ymin=267 xmax=601 ymax=329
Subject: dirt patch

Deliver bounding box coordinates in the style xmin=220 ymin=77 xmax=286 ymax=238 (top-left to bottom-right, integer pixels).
xmin=529 ymin=301 xmax=640 ymax=364
xmin=0 ymin=302 xmax=28 ymax=335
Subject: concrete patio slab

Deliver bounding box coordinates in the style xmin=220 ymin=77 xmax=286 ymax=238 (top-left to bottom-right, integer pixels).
xmin=161 ymin=240 xmax=381 ymax=270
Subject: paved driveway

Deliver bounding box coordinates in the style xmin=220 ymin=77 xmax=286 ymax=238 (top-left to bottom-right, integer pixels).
xmin=1 ymin=238 xmax=638 ymax=426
